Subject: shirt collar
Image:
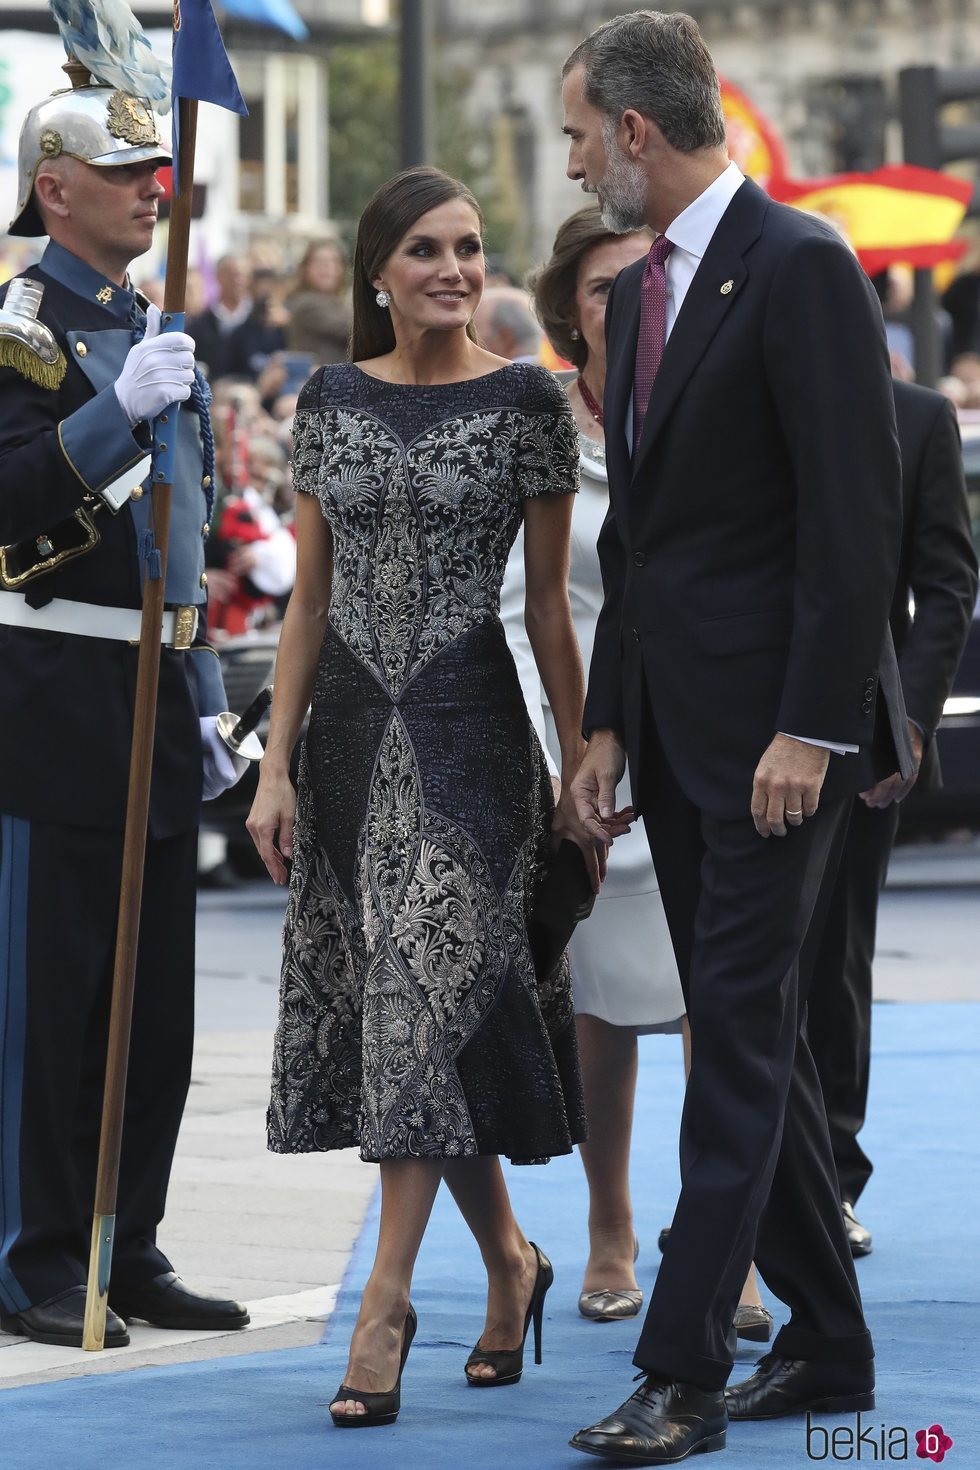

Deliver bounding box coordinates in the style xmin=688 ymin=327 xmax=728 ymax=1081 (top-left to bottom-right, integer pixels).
xmin=664 ymin=160 xmax=745 ymax=261
xmin=38 ymin=240 xmax=136 ymax=321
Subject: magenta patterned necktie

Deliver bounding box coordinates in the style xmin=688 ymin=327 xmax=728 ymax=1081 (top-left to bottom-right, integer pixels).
xmin=632 ymin=234 xmax=675 ymax=453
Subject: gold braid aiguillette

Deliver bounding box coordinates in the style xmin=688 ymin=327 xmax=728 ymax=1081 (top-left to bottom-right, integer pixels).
xmin=0 ymin=336 xmax=67 ymax=390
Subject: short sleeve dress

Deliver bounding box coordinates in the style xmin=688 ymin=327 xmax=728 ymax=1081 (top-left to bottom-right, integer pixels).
xmin=267 ymin=361 xmax=587 ymax=1165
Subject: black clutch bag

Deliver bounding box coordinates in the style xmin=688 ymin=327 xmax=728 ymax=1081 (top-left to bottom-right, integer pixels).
xmin=527 ymin=839 xmax=597 ymax=983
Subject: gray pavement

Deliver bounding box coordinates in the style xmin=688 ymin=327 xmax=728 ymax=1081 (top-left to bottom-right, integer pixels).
xmin=1 ymin=838 xmax=976 ymax=1390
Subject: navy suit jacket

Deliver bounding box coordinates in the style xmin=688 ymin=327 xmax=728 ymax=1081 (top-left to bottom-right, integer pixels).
xmin=583 ymin=177 xmax=914 ymax=819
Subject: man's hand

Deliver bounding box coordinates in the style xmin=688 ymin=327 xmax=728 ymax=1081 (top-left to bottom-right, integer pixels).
xmin=114 ymin=304 xmax=196 ymax=426
xmin=859 ymin=721 xmax=923 ymax=809
xmin=570 ymin=729 xmax=634 ymax=847
xmin=751 ymin=733 xmax=830 ymax=838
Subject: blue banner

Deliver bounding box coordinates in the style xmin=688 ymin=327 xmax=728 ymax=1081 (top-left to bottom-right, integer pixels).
xmin=220 ymin=0 xmax=308 ymax=42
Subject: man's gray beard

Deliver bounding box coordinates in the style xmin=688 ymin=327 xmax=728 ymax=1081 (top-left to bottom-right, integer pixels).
xmin=596 ymin=121 xmax=649 ymax=233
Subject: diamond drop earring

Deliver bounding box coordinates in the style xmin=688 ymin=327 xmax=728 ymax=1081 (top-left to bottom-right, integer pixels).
xmin=376 ymin=288 xmax=390 ymax=308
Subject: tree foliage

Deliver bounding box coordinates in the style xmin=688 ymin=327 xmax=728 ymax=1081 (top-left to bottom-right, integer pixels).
xmin=326 ymin=37 xmax=520 ymax=272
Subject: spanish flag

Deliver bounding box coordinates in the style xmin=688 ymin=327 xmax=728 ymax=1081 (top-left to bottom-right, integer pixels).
xmin=768 ymin=165 xmax=972 ymax=275
xmin=720 ymin=77 xmax=790 ymax=192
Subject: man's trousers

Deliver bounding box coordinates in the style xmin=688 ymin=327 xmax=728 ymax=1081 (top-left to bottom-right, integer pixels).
xmin=0 ymin=814 xmax=196 ymax=1312
xmin=632 ymin=738 xmax=873 ymax=1390
xmin=806 ymin=798 xmax=900 ymax=1207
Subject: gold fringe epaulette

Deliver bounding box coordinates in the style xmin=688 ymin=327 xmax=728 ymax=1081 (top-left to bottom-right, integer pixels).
xmin=0 ymin=336 xmax=67 ymax=390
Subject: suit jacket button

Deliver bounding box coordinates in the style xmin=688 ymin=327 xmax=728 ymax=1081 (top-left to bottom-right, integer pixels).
xmin=633 ymin=628 xmax=641 ymax=643
xmin=633 ymin=551 xmax=647 ymax=567
xmin=75 ymin=341 xmax=88 ymax=356
xmin=200 ymin=572 xmax=208 ymax=589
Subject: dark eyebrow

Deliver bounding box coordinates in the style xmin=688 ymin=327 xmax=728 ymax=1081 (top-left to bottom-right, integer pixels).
xmin=404 ymin=232 xmax=482 ymax=246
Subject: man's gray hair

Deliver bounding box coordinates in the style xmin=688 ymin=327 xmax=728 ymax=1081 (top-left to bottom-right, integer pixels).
xmin=564 ymin=10 xmax=727 ymax=154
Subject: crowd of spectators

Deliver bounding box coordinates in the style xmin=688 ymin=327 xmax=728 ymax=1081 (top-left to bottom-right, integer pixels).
xmin=875 ymin=252 xmax=980 ymax=411
xmin=139 ymin=240 xmax=355 ymax=641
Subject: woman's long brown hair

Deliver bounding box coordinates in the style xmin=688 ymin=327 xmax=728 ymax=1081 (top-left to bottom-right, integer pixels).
xmin=350 ymin=165 xmax=485 ymax=363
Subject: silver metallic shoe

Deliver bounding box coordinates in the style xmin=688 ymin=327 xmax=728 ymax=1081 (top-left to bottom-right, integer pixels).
xmin=577 ymin=1286 xmax=643 ymax=1321
xmin=578 ymin=1234 xmax=642 ymax=1320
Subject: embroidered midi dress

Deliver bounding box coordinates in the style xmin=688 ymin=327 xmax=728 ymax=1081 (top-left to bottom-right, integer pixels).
xmin=267 ymin=361 xmax=587 ymax=1164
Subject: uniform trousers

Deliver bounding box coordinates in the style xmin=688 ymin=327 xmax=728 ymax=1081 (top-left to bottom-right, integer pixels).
xmin=631 ymin=724 xmax=873 ymax=1390
xmin=0 ymin=814 xmax=196 ymax=1312
xmin=805 ymin=798 xmax=901 ymax=1207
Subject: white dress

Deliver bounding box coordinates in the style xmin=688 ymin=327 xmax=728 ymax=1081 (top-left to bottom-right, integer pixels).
xmin=500 ymin=428 xmax=684 ymax=1033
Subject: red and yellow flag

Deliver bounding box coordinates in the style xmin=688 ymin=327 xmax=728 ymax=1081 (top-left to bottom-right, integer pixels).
xmin=719 ymin=77 xmax=789 ymax=192
xmin=769 ymin=165 xmax=972 ymax=274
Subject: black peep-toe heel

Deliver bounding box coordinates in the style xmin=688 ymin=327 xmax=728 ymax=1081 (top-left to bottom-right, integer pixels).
xmin=330 ymin=1303 xmax=417 ymax=1428
xmin=465 ymin=1242 xmax=553 ymax=1388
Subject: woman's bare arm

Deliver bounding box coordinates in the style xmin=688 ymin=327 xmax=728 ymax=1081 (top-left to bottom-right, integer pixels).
xmin=246 ymin=492 xmax=332 ymax=882
xmin=521 ymin=493 xmax=604 ymax=889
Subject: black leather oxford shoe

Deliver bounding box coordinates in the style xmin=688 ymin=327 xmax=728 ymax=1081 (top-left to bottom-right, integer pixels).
xmin=842 ymin=1201 xmax=873 ymax=1257
xmin=110 ymin=1272 xmax=249 ymax=1330
xmin=571 ymin=1376 xmax=727 ymax=1463
xmin=1 ymin=1285 xmax=130 ymax=1348
xmin=725 ymin=1353 xmax=875 ymax=1420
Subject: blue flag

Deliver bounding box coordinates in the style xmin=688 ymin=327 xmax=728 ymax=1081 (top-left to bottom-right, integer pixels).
xmin=172 ymin=0 xmax=248 ymax=190
xmin=220 ymin=0 xmax=308 ymax=42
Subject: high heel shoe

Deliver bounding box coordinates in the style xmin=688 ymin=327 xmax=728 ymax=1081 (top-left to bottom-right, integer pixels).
xmin=330 ymin=1303 xmax=417 ymax=1428
xmin=465 ymin=1242 xmax=553 ymax=1388
xmin=578 ymin=1233 xmax=642 ymax=1321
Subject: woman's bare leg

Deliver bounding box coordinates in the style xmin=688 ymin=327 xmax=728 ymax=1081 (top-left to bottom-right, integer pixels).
xmin=576 ymin=1012 xmax=640 ymax=1292
xmin=330 ymin=1158 xmax=442 ymax=1418
xmin=442 ymin=1156 xmax=540 ymax=1380
xmin=681 ymin=1016 xmax=763 ymax=1308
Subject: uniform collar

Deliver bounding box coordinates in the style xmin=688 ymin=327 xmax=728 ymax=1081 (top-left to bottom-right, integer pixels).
xmin=663 ymin=160 xmax=745 ymax=261
xmin=38 ymin=240 xmax=136 ymax=321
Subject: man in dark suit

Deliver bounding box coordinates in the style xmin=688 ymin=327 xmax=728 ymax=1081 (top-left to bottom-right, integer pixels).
xmin=188 ymin=255 xmax=253 ymax=383
xmin=0 ymin=77 xmax=248 ymax=1347
xmin=807 ymin=380 xmax=978 ymax=1255
xmin=561 ymin=12 xmax=915 ymax=1463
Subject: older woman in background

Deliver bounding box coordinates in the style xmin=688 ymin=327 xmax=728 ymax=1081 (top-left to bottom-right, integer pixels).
xmin=501 ymin=206 xmax=771 ymax=1342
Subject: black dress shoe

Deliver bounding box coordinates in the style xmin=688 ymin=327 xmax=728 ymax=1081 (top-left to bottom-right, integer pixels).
xmin=842 ymin=1201 xmax=872 ymax=1257
xmin=1 ymin=1286 xmax=130 ymax=1348
xmin=725 ymin=1353 xmax=874 ymax=1420
xmin=571 ymin=1376 xmax=727 ymax=1464
xmin=110 ymin=1272 xmax=249 ymax=1330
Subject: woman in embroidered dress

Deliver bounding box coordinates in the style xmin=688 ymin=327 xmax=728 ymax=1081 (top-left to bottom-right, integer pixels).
xmin=247 ymin=168 xmax=594 ymax=1426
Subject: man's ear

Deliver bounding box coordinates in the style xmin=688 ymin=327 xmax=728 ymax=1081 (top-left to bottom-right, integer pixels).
xmin=621 ymin=108 xmax=661 ymax=160
xmin=34 ymin=168 xmax=70 ymax=221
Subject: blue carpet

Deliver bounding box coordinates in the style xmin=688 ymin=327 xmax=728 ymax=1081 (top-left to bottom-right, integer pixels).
xmin=2 ymin=1003 xmax=978 ymax=1469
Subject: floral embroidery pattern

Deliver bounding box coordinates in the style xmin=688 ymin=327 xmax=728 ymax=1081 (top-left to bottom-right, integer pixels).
xmin=268 ymin=363 xmax=585 ymax=1163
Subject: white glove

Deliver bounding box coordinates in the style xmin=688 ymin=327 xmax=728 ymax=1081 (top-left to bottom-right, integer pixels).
xmin=200 ymin=716 xmax=249 ymax=802
xmin=114 ymin=303 xmax=197 ymax=427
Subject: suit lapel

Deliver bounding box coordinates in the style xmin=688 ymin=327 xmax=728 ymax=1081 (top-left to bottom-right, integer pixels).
xmin=631 ymin=179 xmax=769 ymax=481
xmin=603 ymin=260 xmax=643 ymax=495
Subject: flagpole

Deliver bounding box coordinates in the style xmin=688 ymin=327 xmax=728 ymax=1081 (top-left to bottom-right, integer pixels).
xmin=82 ymin=95 xmax=200 ymax=1353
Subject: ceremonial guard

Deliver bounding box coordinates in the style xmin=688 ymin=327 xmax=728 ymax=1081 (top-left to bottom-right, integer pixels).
xmin=0 ymin=71 xmax=248 ymax=1347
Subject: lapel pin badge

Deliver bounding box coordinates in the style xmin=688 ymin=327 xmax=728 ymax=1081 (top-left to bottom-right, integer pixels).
xmin=720 ymin=279 xmax=734 ymax=295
